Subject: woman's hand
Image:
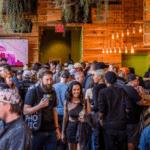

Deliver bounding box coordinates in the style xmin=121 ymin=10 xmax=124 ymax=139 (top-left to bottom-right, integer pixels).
xmin=78 ymin=117 xmax=86 ymax=122
xmin=61 ymin=133 xmax=66 ymax=143
xmin=56 ymin=128 xmax=61 ymax=140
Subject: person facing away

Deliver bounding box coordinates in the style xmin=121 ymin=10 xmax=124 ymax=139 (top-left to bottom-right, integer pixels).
xmin=92 ymin=69 xmax=107 ymax=150
xmin=19 ymin=70 xmax=34 ymax=105
xmin=0 ymin=89 xmax=33 ymax=150
xmin=23 ymin=69 xmax=60 ymax=150
xmin=98 ymin=71 xmax=132 ymax=150
xmin=123 ymin=74 xmax=147 ymax=150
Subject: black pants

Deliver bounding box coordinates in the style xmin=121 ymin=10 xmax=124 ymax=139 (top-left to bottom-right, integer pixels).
xmin=103 ymin=129 xmax=127 ymax=150
xmin=94 ymin=121 xmax=105 ymax=150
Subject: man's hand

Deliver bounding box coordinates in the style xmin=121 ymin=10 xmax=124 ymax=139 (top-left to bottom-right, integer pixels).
xmin=100 ymin=119 xmax=103 ymax=127
xmin=38 ymin=98 xmax=49 ymax=108
xmin=61 ymin=133 xmax=66 ymax=143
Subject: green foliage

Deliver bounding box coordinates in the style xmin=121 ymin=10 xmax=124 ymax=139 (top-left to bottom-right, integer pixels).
xmin=54 ymin=0 xmax=109 ymax=23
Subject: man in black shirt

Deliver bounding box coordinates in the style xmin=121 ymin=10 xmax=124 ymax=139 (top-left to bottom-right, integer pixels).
xmin=24 ymin=70 xmax=60 ymax=150
xmin=123 ymin=74 xmax=146 ymax=150
xmin=92 ymin=69 xmax=106 ymax=150
xmin=98 ymin=71 xmax=132 ymax=150
xmin=19 ymin=70 xmax=34 ymax=105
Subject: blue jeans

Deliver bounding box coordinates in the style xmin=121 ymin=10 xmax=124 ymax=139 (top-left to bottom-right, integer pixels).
xmin=32 ymin=131 xmax=57 ymax=150
xmin=0 ymin=121 xmax=3 ymax=126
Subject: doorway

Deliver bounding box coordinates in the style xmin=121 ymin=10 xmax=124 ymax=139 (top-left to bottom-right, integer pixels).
xmin=39 ymin=26 xmax=82 ymax=64
xmin=121 ymin=53 xmax=149 ymax=77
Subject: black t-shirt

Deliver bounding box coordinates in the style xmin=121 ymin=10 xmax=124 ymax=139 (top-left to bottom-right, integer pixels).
xmin=98 ymin=85 xmax=132 ymax=130
xmin=92 ymin=83 xmax=107 ymax=112
xmin=123 ymin=84 xmax=142 ymax=124
xmin=19 ymin=79 xmax=34 ymax=103
xmin=24 ymin=84 xmax=57 ymax=132
xmin=115 ymin=76 xmax=126 ymax=88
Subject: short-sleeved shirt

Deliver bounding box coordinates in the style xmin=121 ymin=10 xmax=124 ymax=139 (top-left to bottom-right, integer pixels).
xmin=138 ymin=124 xmax=150 ymax=150
xmin=123 ymin=84 xmax=142 ymax=124
xmin=53 ymin=82 xmax=68 ymax=115
xmin=19 ymin=79 xmax=34 ymax=103
xmin=98 ymin=85 xmax=132 ymax=131
xmin=24 ymin=84 xmax=57 ymax=132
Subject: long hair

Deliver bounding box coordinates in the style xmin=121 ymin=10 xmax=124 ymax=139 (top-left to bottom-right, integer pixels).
xmin=65 ymin=81 xmax=84 ymax=104
xmin=2 ymin=71 xmax=16 ymax=89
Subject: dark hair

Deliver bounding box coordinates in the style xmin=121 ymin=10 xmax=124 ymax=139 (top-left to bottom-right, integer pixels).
xmin=3 ymin=64 xmax=11 ymax=71
xmin=1 ymin=57 xmax=7 ymax=62
xmin=39 ymin=70 xmax=53 ymax=79
xmin=10 ymin=103 xmax=22 ymax=115
xmin=65 ymin=81 xmax=84 ymax=104
xmin=129 ymin=67 xmax=135 ymax=74
xmin=49 ymin=61 xmax=57 ymax=67
xmin=81 ymin=62 xmax=86 ymax=69
xmin=32 ymin=62 xmax=42 ymax=72
xmin=42 ymin=63 xmax=50 ymax=69
xmin=67 ymin=59 xmax=74 ymax=65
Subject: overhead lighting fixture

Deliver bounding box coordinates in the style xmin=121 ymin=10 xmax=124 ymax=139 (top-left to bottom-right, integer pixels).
xmin=103 ymin=48 xmax=105 ymax=53
xmin=106 ymin=48 xmax=108 ymax=54
xmin=114 ymin=47 xmax=116 ymax=53
xmin=112 ymin=33 xmax=114 ymax=39
xmin=110 ymin=47 xmax=112 ymax=53
xmin=116 ymin=32 xmax=119 ymax=38
xmin=139 ymin=24 xmax=142 ymax=33
xmin=131 ymin=44 xmax=134 ymax=53
xmin=132 ymin=27 xmax=135 ymax=34
xmin=125 ymin=45 xmax=128 ymax=53
xmin=127 ymin=28 xmax=129 ymax=36
xmin=119 ymin=47 xmax=121 ymax=53
xmin=122 ymin=30 xmax=124 ymax=37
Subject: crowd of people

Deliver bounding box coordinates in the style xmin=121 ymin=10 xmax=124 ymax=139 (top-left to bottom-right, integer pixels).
xmin=0 ymin=57 xmax=150 ymax=150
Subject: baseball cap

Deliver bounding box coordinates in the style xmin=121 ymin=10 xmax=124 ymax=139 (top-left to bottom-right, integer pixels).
xmin=61 ymin=70 xmax=69 ymax=79
xmin=17 ymin=70 xmax=23 ymax=75
xmin=105 ymin=71 xmax=117 ymax=84
xmin=0 ymin=89 xmax=20 ymax=104
xmin=69 ymin=69 xmax=76 ymax=76
xmin=74 ymin=63 xmax=82 ymax=69
xmin=120 ymin=67 xmax=130 ymax=75
xmin=127 ymin=74 xmax=136 ymax=82
xmin=95 ymin=62 xmax=109 ymax=70
xmin=23 ymin=70 xmax=32 ymax=78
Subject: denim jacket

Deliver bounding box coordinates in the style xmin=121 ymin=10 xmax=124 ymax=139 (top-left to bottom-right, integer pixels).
xmin=0 ymin=116 xmax=33 ymax=150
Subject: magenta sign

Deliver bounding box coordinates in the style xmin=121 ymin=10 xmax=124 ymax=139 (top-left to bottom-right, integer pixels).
xmin=0 ymin=39 xmax=28 ymax=65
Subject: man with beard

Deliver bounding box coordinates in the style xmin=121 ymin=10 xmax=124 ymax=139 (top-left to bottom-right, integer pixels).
xmin=24 ymin=70 xmax=60 ymax=150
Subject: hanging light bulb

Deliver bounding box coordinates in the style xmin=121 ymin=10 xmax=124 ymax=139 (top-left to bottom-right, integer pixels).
xmin=110 ymin=47 xmax=112 ymax=53
xmin=103 ymin=48 xmax=105 ymax=53
xmin=122 ymin=30 xmax=124 ymax=37
xmin=127 ymin=28 xmax=129 ymax=36
xmin=112 ymin=33 xmax=114 ymax=39
xmin=125 ymin=45 xmax=128 ymax=53
xmin=119 ymin=47 xmax=121 ymax=53
xmin=114 ymin=47 xmax=116 ymax=53
xmin=139 ymin=24 xmax=142 ymax=33
xmin=131 ymin=44 xmax=134 ymax=53
xmin=106 ymin=48 xmax=108 ymax=54
xmin=132 ymin=27 xmax=135 ymax=34
xmin=116 ymin=32 xmax=119 ymax=38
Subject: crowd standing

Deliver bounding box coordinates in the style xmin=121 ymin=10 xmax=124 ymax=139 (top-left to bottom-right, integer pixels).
xmin=0 ymin=57 xmax=150 ymax=150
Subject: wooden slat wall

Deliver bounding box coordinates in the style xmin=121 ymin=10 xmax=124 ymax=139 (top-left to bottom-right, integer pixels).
xmin=0 ymin=0 xmax=145 ymax=66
